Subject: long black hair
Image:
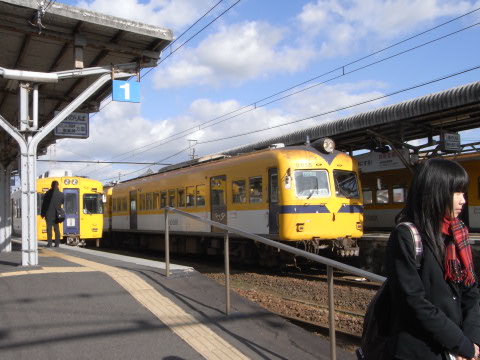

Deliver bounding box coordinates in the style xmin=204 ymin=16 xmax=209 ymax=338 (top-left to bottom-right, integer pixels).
xmin=396 ymin=158 xmax=468 ymax=258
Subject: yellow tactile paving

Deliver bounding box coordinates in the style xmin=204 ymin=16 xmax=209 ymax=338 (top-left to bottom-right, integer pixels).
xmin=0 ymin=267 xmax=96 ymax=277
xmin=37 ymin=248 xmax=250 ymax=360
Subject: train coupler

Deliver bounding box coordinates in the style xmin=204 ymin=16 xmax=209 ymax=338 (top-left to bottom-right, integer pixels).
xmin=334 ymin=237 xmax=359 ymax=257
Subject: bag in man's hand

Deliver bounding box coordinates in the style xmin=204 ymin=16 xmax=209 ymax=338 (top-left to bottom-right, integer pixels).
xmin=56 ymin=208 xmax=66 ymax=223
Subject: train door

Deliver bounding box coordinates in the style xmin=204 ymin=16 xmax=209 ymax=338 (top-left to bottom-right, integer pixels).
xmin=268 ymin=168 xmax=279 ymax=234
xmin=130 ymin=190 xmax=137 ymax=230
xmin=63 ymin=188 xmax=79 ymax=236
xmin=210 ymin=175 xmax=227 ymax=232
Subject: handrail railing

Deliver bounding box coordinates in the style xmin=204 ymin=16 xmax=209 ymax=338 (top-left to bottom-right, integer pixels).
xmin=164 ymin=207 xmax=385 ymax=360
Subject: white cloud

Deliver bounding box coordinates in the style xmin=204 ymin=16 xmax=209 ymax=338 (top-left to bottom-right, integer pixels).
xmin=154 ymin=21 xmax=316 ymax=88
xmin=75 ymin=0 xmax=216 ymax=29
xmin=298 ymin=0 xmax=478 ymax=57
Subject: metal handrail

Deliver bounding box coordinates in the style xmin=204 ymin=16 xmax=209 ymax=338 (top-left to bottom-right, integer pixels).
xmin=164 ymin=207 xmax=385 ymax=360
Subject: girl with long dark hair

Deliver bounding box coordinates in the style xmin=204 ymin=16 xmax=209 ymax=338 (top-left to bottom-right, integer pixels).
xmin=385 ymin=158 xmax=480 ymax=359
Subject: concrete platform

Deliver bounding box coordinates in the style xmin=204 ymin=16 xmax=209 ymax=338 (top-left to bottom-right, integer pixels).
xmin=0 ymin=240 xmax=354 ymax=359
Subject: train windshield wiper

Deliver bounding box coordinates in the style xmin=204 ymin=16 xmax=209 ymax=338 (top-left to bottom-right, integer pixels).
xmin=307 ymin=178 xmax=319 ymax=199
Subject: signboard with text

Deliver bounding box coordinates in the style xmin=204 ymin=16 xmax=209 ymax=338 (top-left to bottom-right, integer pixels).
xmin=54 ymin=112 xmax=89 ymax=138
xmin=441 ymin=132 xmax=461 ymax=152
xmin=355 ymin=149 xmax=410 ymax=173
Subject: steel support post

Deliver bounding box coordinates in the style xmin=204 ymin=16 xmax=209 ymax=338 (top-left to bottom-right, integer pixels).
xmin=224 ymin=232 xmax=230 ymax=315
xmin=327 ymin=265 xmax=336 ymax=360
xmin=165 ymin=208 xmax=170 ymax=277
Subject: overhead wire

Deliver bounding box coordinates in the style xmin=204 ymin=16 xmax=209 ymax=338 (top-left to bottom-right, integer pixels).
xmin=78 ymin=0 xmax=241 ymax=176
xmin=89 ymin=7 xmax=480 ymax=165
xmin=196 ymin=65 xmax=480 ymax=145
xmin=89 ymin=18 xmax=480 ymax=165
xmin=100 ymin=64 xmax=480 ymax=182
xmin=77 ymin=6 xmax=480 ymax=179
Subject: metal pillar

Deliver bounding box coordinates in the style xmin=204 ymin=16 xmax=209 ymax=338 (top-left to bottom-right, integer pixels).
xmin=0 ymin=67 xmax=133 ymax=266
xmin=0 ymin=163 xmax=13 ymax=252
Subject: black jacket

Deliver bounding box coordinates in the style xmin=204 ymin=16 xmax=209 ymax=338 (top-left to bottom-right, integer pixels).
xmin=385 ymin=225 xmax=480 ymax=359
xmin=41 ymin=188 xmax=64 ymax=222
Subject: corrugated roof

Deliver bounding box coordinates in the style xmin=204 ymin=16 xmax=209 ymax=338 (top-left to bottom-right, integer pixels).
xmin=220 ymin=80 xmax=480 ymax=156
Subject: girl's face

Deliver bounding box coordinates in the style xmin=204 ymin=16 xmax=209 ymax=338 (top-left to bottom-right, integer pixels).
xmin=451 ymin=192 xmax=466 ymax=218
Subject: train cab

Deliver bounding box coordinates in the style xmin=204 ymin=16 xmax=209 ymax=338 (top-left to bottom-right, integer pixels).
xmin=37 ymin=176 xmax=103 ymax=246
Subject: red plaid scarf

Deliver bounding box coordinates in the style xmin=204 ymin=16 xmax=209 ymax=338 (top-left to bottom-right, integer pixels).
xmin=442 ymin=217 xmax=476 ymax=286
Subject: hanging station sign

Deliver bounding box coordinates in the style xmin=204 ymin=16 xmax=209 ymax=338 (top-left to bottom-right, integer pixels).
xmin=441 ymin=132 xmax=461 ymax=152
xmin=54 ymin=111 xmax=89 ymax=138
xmin=355 ymin=149 xmax=410 ymax=173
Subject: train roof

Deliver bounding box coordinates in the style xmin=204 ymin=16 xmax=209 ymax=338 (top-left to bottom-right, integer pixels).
xmin=116 ymin=145 xmax=346 ymax=185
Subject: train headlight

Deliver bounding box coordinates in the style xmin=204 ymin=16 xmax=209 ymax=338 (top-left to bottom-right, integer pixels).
xmin=72 ymin=179 xmax=78 ymax=185
xmin=64 ymin=179 xmax=70 ymax=185
xmin=312 ymin=137 xmax=335 ymax=154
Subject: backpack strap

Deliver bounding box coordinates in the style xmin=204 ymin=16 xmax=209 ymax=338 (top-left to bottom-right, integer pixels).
xmin=398 ymin=222 xmax=423 ymax=269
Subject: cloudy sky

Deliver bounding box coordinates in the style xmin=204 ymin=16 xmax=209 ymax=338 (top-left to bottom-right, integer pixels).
xmin=39 ymin=0 xmax=480 ymax=183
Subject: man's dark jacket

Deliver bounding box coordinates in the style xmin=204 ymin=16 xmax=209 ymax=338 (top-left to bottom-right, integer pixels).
xmin=41 ymin=187 xmax=64 ymax=222
xmin=385 ymin=225 xmax=480 ymax=359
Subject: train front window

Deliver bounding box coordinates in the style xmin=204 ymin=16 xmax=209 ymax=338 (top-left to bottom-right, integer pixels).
xmin=294 ymin=170 xmax=330 ymax=198
xmin=83 ymin=194 xmax=103 ymax=214
xmin=333 ymin=170 xmax=359 ymax=199
xmin=363 ymin=189 xmax=373 ymax=204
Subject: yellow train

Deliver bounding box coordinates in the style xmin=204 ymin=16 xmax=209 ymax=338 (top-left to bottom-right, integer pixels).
xmin=12 ymin=172 xmax=104 ymax=246
xmin=104 ymin=139 xmax=364 ymax=258
xmin=361 ymin=153 xmax=480 ymax=232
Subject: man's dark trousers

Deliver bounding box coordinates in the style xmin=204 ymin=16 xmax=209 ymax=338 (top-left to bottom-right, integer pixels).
xmin=46 ymin=219 xmax=61 ymax=247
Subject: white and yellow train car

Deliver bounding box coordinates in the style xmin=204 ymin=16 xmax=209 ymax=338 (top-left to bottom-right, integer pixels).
xmin=106 ymin=141 xmax=364 ymax=257
xmin=12 ymin=175 xmax=104 ymax=246
xmin=361 ymin=153 xmax=480 ymax=232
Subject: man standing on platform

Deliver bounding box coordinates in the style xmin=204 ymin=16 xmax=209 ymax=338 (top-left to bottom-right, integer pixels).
xmin=40 ymin=180 xmax=64 ymax=247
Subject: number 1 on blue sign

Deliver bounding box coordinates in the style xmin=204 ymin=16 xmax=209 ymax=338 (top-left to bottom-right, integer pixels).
xmin=112 ymin=80 xmax=141 ymax=103
xmin=120 ymin=83 xmax=130 ymax=100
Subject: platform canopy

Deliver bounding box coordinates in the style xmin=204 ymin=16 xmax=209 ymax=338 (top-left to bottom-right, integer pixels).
xmin=0 ymin=0 xmax=173 ymax=165
xmin=221 ymin=80 xmax=480 ymax=157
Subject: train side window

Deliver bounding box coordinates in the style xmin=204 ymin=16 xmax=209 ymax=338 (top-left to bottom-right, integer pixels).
xmin=376 ymin=189 xmax=389 ymax=204
xmin=153 ymin=192 xmax=160 ymax=210
xmin=112 ymin=198 xmax=117 ymax=213
xmin=139 ymin=193 xmax=146 ymax=211
xmin=168 ymin=190 xmax=175 ymax=207
xmin=160 ymin=192 xmax=167 ymax=208
xmin=122 ymin=197 xmax=127 ymax=212
xmin=393 ymin=187 xmax=406 ymax=203
xmin=186 ymin=186 xmax=195 ymax=207
xmin=146 ymin=193 xmax=153 ymax=210
xmin=177 ymin=188 xmax=185 ymax=207
xmin=363 ymin=189 xmax=373 ymax=204
xmin=249 ymin=176 xmax=263 ymax=204
xmin=196 ymin=185 xmax=205 ymax=207
xmin=232 ymin=180 xmax=246 ymax=203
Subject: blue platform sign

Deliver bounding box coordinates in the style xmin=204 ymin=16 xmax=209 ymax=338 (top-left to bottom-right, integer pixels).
xmin=112 ymin=80 xmax=141 ymax=103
